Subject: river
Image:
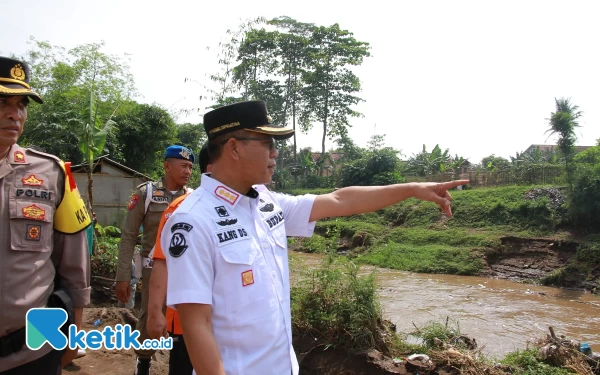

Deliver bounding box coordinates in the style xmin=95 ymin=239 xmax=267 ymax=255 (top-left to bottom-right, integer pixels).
xmin=292 ymin=251 xmax=600 ymax=358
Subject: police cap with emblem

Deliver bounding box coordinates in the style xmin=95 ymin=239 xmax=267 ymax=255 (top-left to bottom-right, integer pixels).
xmin=0 ymin=56 xmax=43 ymax=104
xmin=165 ymin=145 xmax=195 ymax=164
xmin=203 ymin=100 xmax=294 ymax=141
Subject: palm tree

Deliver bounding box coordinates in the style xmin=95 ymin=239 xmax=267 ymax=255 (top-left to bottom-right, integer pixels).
xmin=545 ymin=97 xmax=583 ymax=188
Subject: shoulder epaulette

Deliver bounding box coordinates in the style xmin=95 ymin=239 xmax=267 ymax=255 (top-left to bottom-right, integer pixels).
xmin=26 ymin=148 xmax=63 ymax=165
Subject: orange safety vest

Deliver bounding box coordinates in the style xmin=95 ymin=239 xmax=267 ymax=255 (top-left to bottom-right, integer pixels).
xmin=154 ymin=193 xmax=189 ymax=335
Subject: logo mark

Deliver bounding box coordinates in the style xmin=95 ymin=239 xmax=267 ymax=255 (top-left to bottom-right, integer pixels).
xmin=242 ymin=270 xmax=254 ymax=287
xmin=215 ymin=206 xmax=229 ymax=217
xmin=215 ymin=218 xmax=238 ymax=226
xmin=169 ymin=233 xmax=188 ymax=257
xmin=26 ymin=224 xmax=41 ymax=241
xmin=259 ymin=203 xmax=274 ymax=212
xmin=10 ymin=64 xmax=26 ymax=81
xmin=22 ymin=204 xmax=46 ymax=221
xmin=26 ymin=308 xmax=68 ymax=350
xmin=14 ymin=151 xmax=25 ymax=163
xmin=22 ymin=174 xmax=44 ymax=186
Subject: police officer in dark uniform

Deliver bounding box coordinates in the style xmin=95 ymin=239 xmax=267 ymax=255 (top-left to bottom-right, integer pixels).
xmin=115 ymin=145 xmax=194 ymax=375
xmin=0 ymin=57 xmax=92 ymax=374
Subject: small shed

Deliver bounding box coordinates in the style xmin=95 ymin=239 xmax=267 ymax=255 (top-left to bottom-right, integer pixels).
xmin=71 ymin=156 xmax=152 ymax=228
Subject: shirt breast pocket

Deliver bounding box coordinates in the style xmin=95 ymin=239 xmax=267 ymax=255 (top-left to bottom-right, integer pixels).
xmin=218 ymin=246 xmax=277 ymax=323
xmin=9 ymin=200 xmax=54 ymax=252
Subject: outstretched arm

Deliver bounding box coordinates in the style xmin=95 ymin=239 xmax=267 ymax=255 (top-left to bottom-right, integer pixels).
xmin=309 ymin=180 xmax=469 ymax=222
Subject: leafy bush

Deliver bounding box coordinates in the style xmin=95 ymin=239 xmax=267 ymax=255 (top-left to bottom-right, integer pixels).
xmin=570 ymin=163 xmax=600 ymax=230
xmin=291 ymin=256 xmax=395 ymax=353
xmin=501 ymin=349 xmax=572 ymax=375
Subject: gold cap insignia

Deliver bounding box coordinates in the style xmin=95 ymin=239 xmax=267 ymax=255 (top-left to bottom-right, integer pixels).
xmin=179 ymin=148 xmax=191 ymax=160
xmin=10 ymin=64 xmax=26 ymax=81
xmin=266 ymin=114 xmax=273 ymax=123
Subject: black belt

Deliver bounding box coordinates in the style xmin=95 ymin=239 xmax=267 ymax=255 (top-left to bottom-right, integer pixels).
xmin=0 ymin=327 xmax=25 ymax=357
xmin=0 ymin=289 xmax=74 ymax=358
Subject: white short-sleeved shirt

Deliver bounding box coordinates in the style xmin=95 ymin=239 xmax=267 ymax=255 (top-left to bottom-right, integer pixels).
xmin=163 ymin=174 xmax=316 ymax=375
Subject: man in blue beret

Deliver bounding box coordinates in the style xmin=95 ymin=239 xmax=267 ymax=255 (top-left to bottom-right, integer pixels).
xmin=115 ymin=145 xmax=194 ymax=375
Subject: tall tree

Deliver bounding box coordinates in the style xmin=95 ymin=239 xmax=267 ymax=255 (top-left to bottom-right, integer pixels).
xmin=545 ymin=97 xmax=583 ymax=188
xmin=269 ymin=17 xmax=313 ymax=162
xmin=301 ymin=23 xmax=370 ymax=174
xmin=18 ymin=38 xmax=136 ymax=163
xmin=112 ymin=102 xmax=177 ymax=177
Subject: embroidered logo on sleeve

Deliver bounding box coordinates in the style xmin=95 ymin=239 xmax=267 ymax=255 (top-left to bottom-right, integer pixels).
xmin=22 ymin=175 xmax=43 ymax=186
xmin=128 ymin=195 xmax=139 ymax=210
xmin=169 ymin=233 xmax=188 ymax=257
xmin=214 ymin=206 xmax=229 ymax=217
xmin=22 ymin=204 xmax=46 ymax=221
xmin=14 ymin=151 xmax=25 ymax=163
xmin=241 ymin=270 xmax=254 ymax=287
xmin=264 ymin=210 xmax=284 ymax=230
xmin=215 ymin=186 xmax=239 ymax=205
xmin=26 ymin=224 xmax=41 ymax=241
xmin=215 ymin=227 xmax=249 ymax=247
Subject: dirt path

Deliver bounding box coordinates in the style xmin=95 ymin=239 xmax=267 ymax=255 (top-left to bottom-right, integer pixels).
xmin=62 ymin=307 xmax=169 ymax=375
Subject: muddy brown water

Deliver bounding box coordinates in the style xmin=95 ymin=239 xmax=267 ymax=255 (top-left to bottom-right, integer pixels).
xmin=292 ymin=251 xmax=600 ymax=358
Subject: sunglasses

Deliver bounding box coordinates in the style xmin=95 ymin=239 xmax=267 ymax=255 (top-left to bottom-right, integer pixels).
xmin=222 ymin=137 xmax=278 ymax=151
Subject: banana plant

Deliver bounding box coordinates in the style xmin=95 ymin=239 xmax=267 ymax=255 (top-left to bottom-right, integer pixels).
xmin=78 ymin=88 xmax=118 ymax=216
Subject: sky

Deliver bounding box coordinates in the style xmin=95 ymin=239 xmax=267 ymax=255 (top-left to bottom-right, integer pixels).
xmin=2 ymin=0 xmax=599 ymax=164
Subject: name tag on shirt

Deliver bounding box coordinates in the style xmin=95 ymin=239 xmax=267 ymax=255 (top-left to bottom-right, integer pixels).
xmin=264 ymin=210 xmax=284 ymax=231
xmin=215 ymin=226 xmax=250 ymax=247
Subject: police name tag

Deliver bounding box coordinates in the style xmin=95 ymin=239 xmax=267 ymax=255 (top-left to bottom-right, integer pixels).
xmin=215 ymin=226 xmax=250 ymax=247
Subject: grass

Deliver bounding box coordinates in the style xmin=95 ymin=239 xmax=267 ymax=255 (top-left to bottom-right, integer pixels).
xmin=501 ymin=349 xmax=573 ymax=375
xmin=290 ymin=184 xmax=586 ymax=277
xmin=291 ymin=255 xmax=395 ymax=354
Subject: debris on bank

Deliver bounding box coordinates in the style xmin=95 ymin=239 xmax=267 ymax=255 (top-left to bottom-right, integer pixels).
xmin=298 ymin=326 xmax=600 ymax=375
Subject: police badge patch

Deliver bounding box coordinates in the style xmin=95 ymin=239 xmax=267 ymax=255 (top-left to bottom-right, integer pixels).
xmin=128 ymin=194 xmax=139 ymax=210
xmin=26 ymin=224 xmax=41 ymax=241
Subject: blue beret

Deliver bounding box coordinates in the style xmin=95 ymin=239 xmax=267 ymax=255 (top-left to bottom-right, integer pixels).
xmin=165 ymin=145 xmax=194 ymax=163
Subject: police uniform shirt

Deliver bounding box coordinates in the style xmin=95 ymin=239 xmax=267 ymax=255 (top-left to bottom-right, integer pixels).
xmin=116 ymin=178 xmax=189 ymax=281
xmin=163 ymin=174 xmax=316 ymax=375
xmin=0 ymin=144 xmax=91 ymax=371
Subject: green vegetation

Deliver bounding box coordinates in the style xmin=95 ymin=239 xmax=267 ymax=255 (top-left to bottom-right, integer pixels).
xmin=541 ymin=240 xmax=600 ymax=289
xmin=291 ymin=256 xmax=395 ymax=353
xmin=288 ymin=185 xmax=578 ymax=275
xmin=290 ymin=257 xmax=590 ymax=374
xmin=501 ymin=349 xmax=573 ymax=375
xmin=90 ymin=224 xmax=122 ymax=278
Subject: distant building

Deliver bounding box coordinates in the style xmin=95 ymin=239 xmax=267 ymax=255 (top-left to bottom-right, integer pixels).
xmin=71 ymin=156 xmax=152 ymax=228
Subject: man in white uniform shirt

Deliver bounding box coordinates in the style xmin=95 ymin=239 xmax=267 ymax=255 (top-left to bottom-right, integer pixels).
xmin=162 ymin=100 xmax=468 ymax=375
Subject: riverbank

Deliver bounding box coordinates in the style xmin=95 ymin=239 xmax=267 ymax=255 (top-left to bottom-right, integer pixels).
xmin=286 ymin=185 xmax=600 ymax=293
